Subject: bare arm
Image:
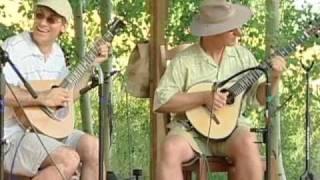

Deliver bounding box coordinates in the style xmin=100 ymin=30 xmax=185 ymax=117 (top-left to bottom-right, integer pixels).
xmin=5 ymin=84 xmax=70 ymax=108
xmin=256 ymin=77 xmax=281 ymax=105
xmin=156 ymin=92 xmax=208 ymax=113
xmin=5 ymin=85 xmax=42 ymax=107
xmin=156 ymin=90 xmax=228 ymax=113
xmin=256 ymin=56 xmax=286 ymax=105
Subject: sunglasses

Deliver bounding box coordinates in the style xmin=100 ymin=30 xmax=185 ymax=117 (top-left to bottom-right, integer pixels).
xmin=34 ymin=12 xmax=63 ymax=24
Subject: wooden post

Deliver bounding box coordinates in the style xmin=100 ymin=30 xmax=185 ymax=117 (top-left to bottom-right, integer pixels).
xmin=149 ymin=0 xmax=168 ymax=179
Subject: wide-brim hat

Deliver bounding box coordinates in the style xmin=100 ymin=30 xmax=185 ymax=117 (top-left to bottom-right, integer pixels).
xmin=36 ymin=0 xmax=73 ymax=24
xmin=190 ymin=0 xmax=252 ymax=36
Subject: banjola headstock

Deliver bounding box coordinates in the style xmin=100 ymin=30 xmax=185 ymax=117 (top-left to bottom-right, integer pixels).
xmin=105 ymin=17 xmax=126 ymax=42
xmin=306 ymin=16 xmax=320 ymax=38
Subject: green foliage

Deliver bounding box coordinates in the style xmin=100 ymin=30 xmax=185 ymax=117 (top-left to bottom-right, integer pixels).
xmin=166 ymin=0 xmax=201 ymax=44
xmin=0 ymin=23 xmax=17 ymax=41
xmin=1 ymin=0 xmax=320 ymax=179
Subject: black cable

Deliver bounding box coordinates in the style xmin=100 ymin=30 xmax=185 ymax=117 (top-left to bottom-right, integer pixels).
xmin=125 ymin=90 xmax=133 ymax=177
xmin=203 ymin=65 xmax=268 ymax=179
xmin=3 ymin=139 xmax=11 ymax=156
xmin=10 ymin=132 xmax=26 ymax=180
xmin=5 ymin=82 xmax=67 ymax=180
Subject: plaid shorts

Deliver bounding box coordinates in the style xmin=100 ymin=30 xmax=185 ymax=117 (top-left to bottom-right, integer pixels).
xmin=4 ymin=129 xmax=84 ymax=177
xmin=167 ymin=120 xmax=251 ymax=156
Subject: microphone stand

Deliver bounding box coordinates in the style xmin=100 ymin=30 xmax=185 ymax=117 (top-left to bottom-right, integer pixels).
xmin=300 ymin=60 xmax=315 ymax=180
xmin=80 ymin=66 xmax=119 ymax=180
xmin=0 ymin=48 xmax=39 ymax=180
xmin=79 ymin=69 xmax=119 ymax=95
xmin=248 ymin=67 xmax=271 ymax=180
xmin=265 ymin=69 xmax=273 ymax=180
xmin=0 ymin=50 xmax=5 ymax=180
xmin=97 ymin=65 xmax=106 ymax=180
xmin=215 ymin=65 xmax=272 ymax=179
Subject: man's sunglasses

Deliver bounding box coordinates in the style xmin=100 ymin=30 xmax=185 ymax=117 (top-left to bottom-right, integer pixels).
xmin=34 ymin=12 xmax=63 ymax=24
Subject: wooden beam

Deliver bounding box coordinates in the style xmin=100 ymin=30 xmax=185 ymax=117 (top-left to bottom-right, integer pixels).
xmin=149 ymin=0 xmax=168 ymax=179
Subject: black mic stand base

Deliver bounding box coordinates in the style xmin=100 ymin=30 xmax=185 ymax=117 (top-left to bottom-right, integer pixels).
xmin=300 ymin=172 xmax=314 ymax=180
xmin=299 ymin=60 xmax=315 ymax=180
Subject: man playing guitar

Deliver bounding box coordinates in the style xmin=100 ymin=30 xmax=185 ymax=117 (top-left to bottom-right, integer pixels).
xmin=2 ymin=0 xmax=110 ymax=179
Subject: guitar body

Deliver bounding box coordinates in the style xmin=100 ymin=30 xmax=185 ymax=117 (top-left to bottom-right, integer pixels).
xmin=186 ymin=82 xmax=245 ymax=140
xmin=15 ymin=80 xmax=74 ymax=139
xmin=11 ymin=18 xmax=125 ymax=139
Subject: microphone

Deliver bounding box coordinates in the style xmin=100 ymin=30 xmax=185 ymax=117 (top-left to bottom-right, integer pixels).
xmin=79 ymin=70 xmax=120 ymax=94
xmin=1 ymin=138 xmax=9 ymax=145
xmin=0 ymin=46 xmax=9 ymax=65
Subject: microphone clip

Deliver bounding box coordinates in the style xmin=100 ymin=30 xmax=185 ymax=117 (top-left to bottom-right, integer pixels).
xmin=0 ymin=46 xmax=10 ymax=65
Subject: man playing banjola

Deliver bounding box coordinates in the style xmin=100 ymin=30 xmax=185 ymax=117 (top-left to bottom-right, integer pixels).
xmin=154 ymin=0 xmax=286 ymax=179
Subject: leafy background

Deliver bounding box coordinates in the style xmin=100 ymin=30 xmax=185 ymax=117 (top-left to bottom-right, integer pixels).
xmin=0 ymin=0 xmax=319 ymax=179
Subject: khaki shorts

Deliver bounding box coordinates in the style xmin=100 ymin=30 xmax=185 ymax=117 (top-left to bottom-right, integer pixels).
xmin=4 ymin=129 xmax=84 ymax=177
xmin=167 ymin=120 xmax=251 ymax=157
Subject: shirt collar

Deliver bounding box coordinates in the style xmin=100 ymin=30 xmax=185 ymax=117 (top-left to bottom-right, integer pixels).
xmin=22 ymin=32 xmax=61 ymax=59
xmin=196 ymin=42 xmax=237 ymax=66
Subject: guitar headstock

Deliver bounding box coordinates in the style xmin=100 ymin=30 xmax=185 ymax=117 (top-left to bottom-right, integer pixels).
xmin=272 ymin=17 xmax=319 ymax=58
xmin=305 ymin=17 xmax=320 ymax=38
xmin=105 ymin=17 xmax=126 ymax=42
xmin=108 ymin=17 xmax=126 ymax=35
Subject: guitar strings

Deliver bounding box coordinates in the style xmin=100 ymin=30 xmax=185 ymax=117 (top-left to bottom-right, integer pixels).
xmin=5 ymin=81 xmax=67 ymax=180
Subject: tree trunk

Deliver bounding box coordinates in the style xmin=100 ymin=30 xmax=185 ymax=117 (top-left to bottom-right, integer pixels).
xmin=265 ymin=0 xmax=286 ymax=179
xmin=99 ymin=0 xmax=112 ymax=171
xmin=73 ymin=0 xmax=93 ymax=134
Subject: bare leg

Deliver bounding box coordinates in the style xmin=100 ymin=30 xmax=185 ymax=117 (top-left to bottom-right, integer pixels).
xmin=32 ymin=147 xmax=80 ymax=180
xmin=156 ymin=135 xmax=196 ymax=180
xmin=76 ymin=135 xmax=99 ymax=180
xmin=226 ymin=128 xmax=263 ymax=180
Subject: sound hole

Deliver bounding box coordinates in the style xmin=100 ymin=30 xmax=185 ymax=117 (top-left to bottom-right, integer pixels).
xmin=49 ymin=85 xmax=70 ymax=120
xmin=55 ymin=105 xmax=70 ymax=119
xmin=220 ymin=89 xmax=235 ymax=105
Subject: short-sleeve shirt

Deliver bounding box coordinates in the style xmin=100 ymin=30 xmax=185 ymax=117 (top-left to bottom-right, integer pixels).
xmin=2 ymin=32 xmax=69 ymax=138
xmin=154 ymin=43 xmax=264 ymax=124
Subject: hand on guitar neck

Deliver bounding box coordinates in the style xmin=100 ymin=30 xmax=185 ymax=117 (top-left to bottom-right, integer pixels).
xmin=269 ymin=55 xmax=286 ymax=80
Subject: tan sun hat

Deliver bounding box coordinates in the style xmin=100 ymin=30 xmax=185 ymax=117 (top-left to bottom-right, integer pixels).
xmin=36 ymin=0 xmax=73 ymax=24
xmin=190 ymin=0 xmax=252 ymax=36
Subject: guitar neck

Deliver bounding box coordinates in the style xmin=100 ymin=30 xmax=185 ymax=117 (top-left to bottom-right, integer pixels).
xmin=229 ymin=31 xmax=312 ymax=96
xmin=57 ymin=17 xmax=125 ymax=89
xmin=59 ymin=32 xmax=115 ymax=89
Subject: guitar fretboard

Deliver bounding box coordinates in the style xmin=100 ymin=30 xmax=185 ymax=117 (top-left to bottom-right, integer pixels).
xmin=58 ymin=18 xmax=125 ymax=89
xmin=59 ymin=33 xmax=113 ymax=89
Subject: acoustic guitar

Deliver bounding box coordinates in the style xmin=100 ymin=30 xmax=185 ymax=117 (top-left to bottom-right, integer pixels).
xmin=15 ymin=18 xmax=125 ymax=139
xmin=186 ymin=22 xmax=319 ymax=140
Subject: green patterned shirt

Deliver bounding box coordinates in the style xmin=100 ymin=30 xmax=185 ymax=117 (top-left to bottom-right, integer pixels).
xmin=154 ymin=43 xmax=264 ymax=124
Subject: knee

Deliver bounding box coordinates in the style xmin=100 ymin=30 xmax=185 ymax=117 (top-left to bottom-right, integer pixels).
xmin=229 ymin=132 xmax=259 ymax=158
xmin=78 ymin=135 xmax=99 ymax=164
xmin=161 ymin=139 xmax=178 ymax=160
xmin=160 ymin=136 xmax=194 ymax=164
xmin=59 ymin=148 xmax=80 ymax=174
